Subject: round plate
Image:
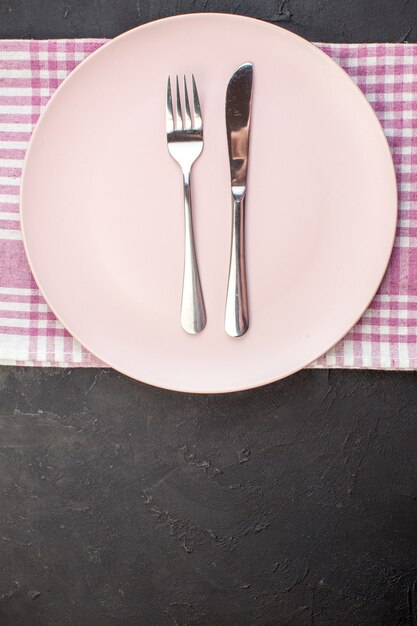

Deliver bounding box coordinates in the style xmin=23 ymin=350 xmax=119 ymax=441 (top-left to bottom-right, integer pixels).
xmin=21 ymin=14 xmax=397 ymax=393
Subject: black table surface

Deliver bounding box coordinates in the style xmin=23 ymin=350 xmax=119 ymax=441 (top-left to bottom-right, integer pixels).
xmin=1 ymin=2 xmax=417 ymax=625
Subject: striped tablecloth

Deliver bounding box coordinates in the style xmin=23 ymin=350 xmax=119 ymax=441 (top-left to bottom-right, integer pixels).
xmin=0 ymin=40 xmax=415 ymax=369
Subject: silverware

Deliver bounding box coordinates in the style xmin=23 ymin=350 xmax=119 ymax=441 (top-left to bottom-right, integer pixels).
xmin=225 ymin=63 xmax=253 ymax=337
xmin=166 ymin=75 xmax=206 ymax=335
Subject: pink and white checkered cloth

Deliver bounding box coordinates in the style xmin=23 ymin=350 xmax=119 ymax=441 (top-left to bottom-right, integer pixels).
xmin=0 ymin=40 xmax=416 ymax=369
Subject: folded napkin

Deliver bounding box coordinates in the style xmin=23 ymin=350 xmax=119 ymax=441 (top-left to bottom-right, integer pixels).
xmin=0 ymin=40 xmax=415 ymax=369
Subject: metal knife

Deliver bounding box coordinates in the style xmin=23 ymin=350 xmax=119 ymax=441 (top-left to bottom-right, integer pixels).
xmin=225 ymin=62 xmax=253 ymax=337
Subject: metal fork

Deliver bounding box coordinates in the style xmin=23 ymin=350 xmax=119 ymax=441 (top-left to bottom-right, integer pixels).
xmin=166 ymin=75 xmax=206 ymax=335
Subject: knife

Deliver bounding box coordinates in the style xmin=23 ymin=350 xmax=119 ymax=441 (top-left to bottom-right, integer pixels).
xmin=225 ymin=62 xmax=253 ymax=337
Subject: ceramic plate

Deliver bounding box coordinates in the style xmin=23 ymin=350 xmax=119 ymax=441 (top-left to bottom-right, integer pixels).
xmin=21 ymin=14 xmax=397 ymax=393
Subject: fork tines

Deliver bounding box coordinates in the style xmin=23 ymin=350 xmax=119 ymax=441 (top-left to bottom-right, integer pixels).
xmin=166 ymin=74 xmax=202 ymax=134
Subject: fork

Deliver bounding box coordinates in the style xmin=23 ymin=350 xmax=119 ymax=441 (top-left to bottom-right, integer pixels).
xmin=166 ymin=75 xmax=207 ymax=335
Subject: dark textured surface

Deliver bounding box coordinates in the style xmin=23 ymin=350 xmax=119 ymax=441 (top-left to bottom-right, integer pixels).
xmin=0 ymin=0 xmax=417 ymax=41
xmin=1 ymin=367 xmax=417 ymax=626
xmin=1 ymin=1 xmax=417 ymax=625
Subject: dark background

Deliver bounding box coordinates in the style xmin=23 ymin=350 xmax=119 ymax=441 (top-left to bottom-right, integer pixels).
xmin=1 ymin=1 xmax=417 ymax=625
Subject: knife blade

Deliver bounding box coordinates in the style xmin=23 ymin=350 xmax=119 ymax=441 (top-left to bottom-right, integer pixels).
xmin=225 ymin=63 xmax=253 ymax=337
xmin=226 ymin=63 xmax=253 ymax=189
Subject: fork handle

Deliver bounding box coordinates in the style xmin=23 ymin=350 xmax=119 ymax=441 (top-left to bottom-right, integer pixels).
xmin=225 ymin=191 xmax=249 ymax=337
xmin=181 ymin=171 xmax=206 ymax=334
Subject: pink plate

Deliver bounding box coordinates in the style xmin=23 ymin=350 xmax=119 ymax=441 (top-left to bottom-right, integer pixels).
xmin=21 ymin=14 xmax=397 ymax=393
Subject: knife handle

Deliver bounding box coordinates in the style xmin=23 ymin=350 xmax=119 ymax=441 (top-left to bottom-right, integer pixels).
xmin=225 ymin=191 xmax=249 ymax=337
